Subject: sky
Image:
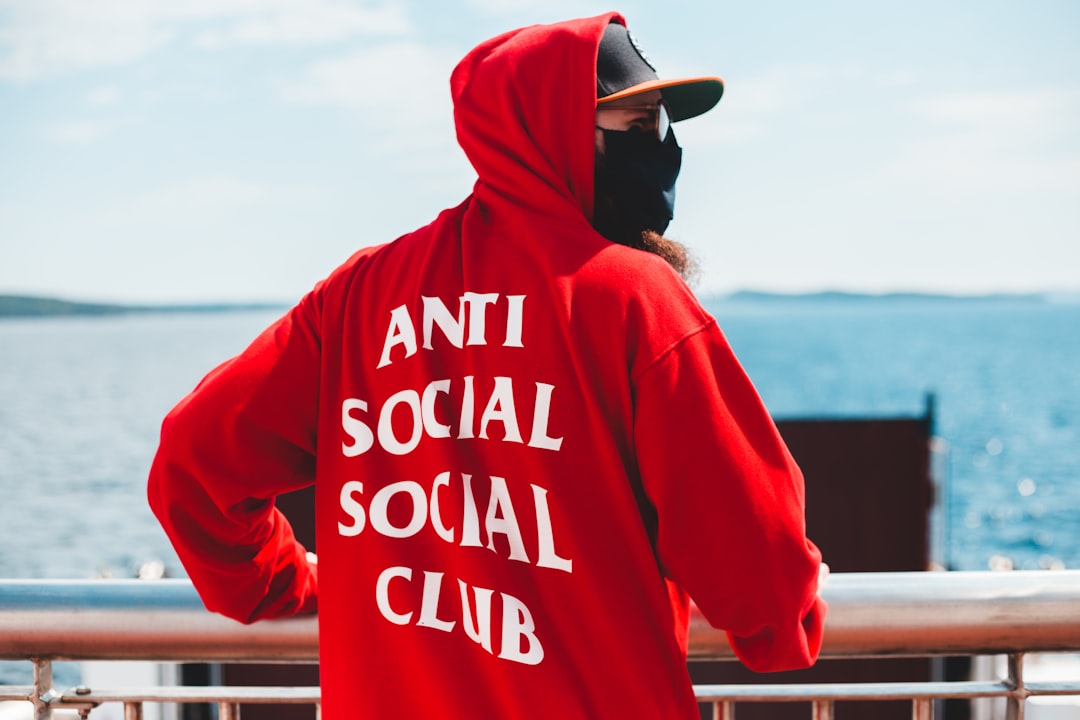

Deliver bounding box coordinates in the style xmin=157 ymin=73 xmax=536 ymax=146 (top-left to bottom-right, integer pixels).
xmin=1 ymin=0 xmax=1078 ymax=304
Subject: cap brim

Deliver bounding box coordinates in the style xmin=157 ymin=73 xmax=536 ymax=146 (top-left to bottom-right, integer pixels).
xmin=597 ymin=77 xmax=724 ymax=123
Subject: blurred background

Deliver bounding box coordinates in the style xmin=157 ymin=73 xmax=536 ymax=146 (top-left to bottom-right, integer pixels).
xmin=1 ymin=0 xmax=1077 ymax=303
xmin=1 ymin=2 xmax=1078 ymax=710
xmin=1 ymin=0 xmax=1079 ymax=593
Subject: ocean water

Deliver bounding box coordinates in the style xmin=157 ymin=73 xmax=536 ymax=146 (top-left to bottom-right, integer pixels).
xmin=0 ymin=298 xmax=1077 ymax=581
xmin=711 ymin=297 xmax=1080 ymax=572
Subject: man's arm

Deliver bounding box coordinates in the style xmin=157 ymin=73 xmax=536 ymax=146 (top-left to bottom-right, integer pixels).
xmin=633 ymin=319 xmax=826 ymax=672
xmin=148 ymin=298 xmax=322 ymax=623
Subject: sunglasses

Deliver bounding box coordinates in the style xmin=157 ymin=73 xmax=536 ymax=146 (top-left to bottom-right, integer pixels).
xmin=596 ymin=101 xmax=672 ymax=142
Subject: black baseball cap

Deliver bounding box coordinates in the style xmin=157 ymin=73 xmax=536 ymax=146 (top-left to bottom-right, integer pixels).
xmin=596 ymin=22 xmax=724 ymax=123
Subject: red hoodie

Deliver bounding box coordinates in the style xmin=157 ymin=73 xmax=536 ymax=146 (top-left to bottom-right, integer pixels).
xmin=149 ymin=12 xmax=825 ymax=719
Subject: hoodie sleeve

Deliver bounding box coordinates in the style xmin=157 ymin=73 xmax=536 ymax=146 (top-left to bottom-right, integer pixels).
xmin=147 ymin=294 xmax=322 ymax=623
xmin=632 ymin=318 xmax=826 ymax=672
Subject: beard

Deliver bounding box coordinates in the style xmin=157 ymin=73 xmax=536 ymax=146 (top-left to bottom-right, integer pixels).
xmin=592 ymin=152 xmax=698 ymax=283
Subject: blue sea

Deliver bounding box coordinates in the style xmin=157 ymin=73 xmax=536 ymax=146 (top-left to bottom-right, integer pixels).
xmin=0 ymin=297 xmax=1078 ymax=581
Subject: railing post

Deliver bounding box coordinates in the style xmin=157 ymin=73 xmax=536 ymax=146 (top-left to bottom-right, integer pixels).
xmin=220 ymin=701 xmax=241 ymax=720
xmin=811 ymin=699 xmax=833 ymax=720
xmin=912 ymin=698 xmax=932 ymax=720
xmin=1005 ymin=653 xmax=1025 ymax=720
xmin=124 ymin=701 xmax=144 ymax=720
xmin=32 ymin=658 xmax=54 ymax=720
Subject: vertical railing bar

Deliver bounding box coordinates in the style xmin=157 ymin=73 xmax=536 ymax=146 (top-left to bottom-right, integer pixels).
xmin=1005 ymin=652 xmax=1025 ymax=720
xmin=912 ymin=697 xmax=932 ymax=720
xmin=14 ymin=654 xmax=1080 ymax=720
xmin=32 ymin=658 xmax=53 ymax=720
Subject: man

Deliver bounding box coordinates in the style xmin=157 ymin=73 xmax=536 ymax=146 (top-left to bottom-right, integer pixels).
xmin=593 ymin=21 xmax=708 ymax=278
xmin=149 ymin=13 xmax=826 ymax=719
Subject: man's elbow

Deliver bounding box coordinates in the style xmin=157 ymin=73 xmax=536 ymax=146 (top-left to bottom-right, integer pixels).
xmin=728 ymin=594 xmax=827 ymax=673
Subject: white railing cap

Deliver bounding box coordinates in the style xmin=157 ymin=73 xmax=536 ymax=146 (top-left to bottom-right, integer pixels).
xmin=3 ymin=571 xmax=1080 ymax=662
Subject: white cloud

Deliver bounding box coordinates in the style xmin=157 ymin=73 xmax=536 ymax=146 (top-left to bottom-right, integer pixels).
xmin=891 ymin=88 xmax=1080 ymax=194
xmin=874 ymin=69 xmax=919 ymax=88
xmin=279 ymin=40 xmax=458 ymax=152
xmin=0 ymin=0 xmax=172 ymax=82
xmin=87 ymin=85 xmax=121 ymax=106
xmin=0 ymin=0 xmax=412 ymax=82
xmin=0 ymin=173 xmax=342 ymax=302
xmin=112 ymin=175 xmax=325 ymax=222
xmin=678 ymin=64 xmax=839 ymax=147
xmin=282 ymin=42 xmax=451 ymax=110
xmin=463 ymin=0 xmax=609 ymax=20
xmin=48 ymin=120 xmax=111 ymax=145
xmin=891 ymin=134 xmax=1080 ymax=194
xmin=191 ymin=0 xmax=411 ymax=49
xmin=729 ymin=65 xmax=832 ymax=114
xmin=912 ymin=88 xmax=1077 ymax=131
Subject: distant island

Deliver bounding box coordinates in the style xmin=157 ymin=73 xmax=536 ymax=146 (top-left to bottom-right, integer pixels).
xmin=716 ymin=290 xmax=1052 ymax=304
xmin=1 ymin=290 xmax=1073 ymax=319
xmin=0 ymin=295 xmax=288 ymax=319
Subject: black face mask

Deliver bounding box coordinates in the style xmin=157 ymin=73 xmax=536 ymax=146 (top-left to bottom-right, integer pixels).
xmin=595 ymin=126 xmax=682 ymax=235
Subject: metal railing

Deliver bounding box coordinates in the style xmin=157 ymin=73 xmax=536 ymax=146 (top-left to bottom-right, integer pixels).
xmin=2 ymin=571 xmax=1080 ymax=719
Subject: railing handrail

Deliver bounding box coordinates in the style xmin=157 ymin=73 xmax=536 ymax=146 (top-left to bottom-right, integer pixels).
xmin=2 ymin=571 xmax=1080 ymax=663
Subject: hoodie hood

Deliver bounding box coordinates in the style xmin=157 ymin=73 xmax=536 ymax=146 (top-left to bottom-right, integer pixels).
xmin=451 ymin=12 xmax=624 ymax=227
